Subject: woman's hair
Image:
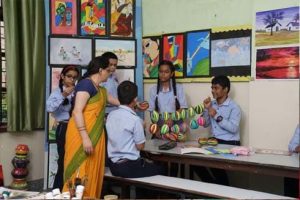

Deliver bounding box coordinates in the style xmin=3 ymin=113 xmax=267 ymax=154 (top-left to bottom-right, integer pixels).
xmin=155 ymin=60 xmax=180 ymax=112
xmin=81 ymin=56 xmax=109 ymax=80
xmin=59 ymin=65 xmax=79 ymax=106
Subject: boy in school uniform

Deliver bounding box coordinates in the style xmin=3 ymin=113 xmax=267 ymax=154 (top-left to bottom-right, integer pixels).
xmin=191 ymin=75 xmax=241 ymax=185
xmin=106 ymin=81 xmax=165 ymax=178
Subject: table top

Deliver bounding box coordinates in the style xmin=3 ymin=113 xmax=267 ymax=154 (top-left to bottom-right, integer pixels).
xmin=143 ymin=139 xmax=299 ymax=170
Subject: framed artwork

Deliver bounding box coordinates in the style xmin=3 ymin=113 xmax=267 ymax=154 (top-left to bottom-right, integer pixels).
xmin=162 ymin=33 xmax=184 ymax=78
xmin=50 ymin=0 xmax=77 ymax=35
xmin=115 ymin=68 xmax=135 ymax=83
xmin=256 ymin=6 xmax=299 ymax=46
xmin=142 ymin=36 xmax=161 ymax=79
xmin=185 ymin=30 xmax=210 ymax=77
xmin=49 ymin=37 xmax=92 ymax=65
xmin=47 ymin=143 xmax=58 ymax=188
xmin=109 ymin=0 xmax=135 ymax=37
xmin=48 ymin=114 xmax=57 ymax=141
xmin=50 ymin=67 xmax=63 ymax=92
xmin=80 ymin=0 xmax=107 ymax=36
xmin=256 ymin=46 xmax=299 ymax=79
xmin=210 ymin=30 xmax=251 ymax=76
xmin=95 ymin=38 xmax=136 ymax=68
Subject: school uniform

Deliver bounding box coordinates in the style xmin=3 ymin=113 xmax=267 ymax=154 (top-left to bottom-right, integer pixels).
xmin=106 ymin=105 xmax=165 ymax=178
xmin=46 ymin=87 xmax=73 ymax=190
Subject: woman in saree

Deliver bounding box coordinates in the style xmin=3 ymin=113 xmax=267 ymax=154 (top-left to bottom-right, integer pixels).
xmin=62 ymin=56 xmax=119 ymax=198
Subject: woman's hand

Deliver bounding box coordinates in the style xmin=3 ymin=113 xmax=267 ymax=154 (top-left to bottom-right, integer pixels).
xmin=82 ymin=135 xmax=93 ymax=155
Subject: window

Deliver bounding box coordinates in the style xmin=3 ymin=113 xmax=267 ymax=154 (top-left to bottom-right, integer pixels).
xmin=0 ymin=0 xmax=7 ymax=130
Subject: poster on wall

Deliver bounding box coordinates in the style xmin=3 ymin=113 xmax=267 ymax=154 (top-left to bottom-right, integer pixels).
xmin=142 ymin=36 xmax=161 ymax=79
xmin=210 ymin=29 xmax=251 ymax=76
xmin=49 ymin=37 xmax=92 ymax=65
xmin=162 ymin=33 xmax=184 ymax=78
xmin=185 ymin=30 xmax=210 ymax=77
xmin=256 ymin=46 xmax=299 ymax=79
xmin=80 ymin=0 xmax=107 ymax=36
xmin=110 ymin=0 xmax=135 ymax=37
xmin=256 ymin=6 xmax=299 ymax=47
xmin=95 ymin=39 xmax=136 ymax=68
xmin=47 ymin=143 xmax=58 ymax=188
xmin=50 ymin=0 xmax=77 ymax=35
xmin=50 ymin=67 xmax=63 ymax=92
xmin=115 ymin=68 xmax=135 ymax=83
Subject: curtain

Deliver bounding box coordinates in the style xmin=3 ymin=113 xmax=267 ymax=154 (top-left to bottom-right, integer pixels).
xmin=3 ymin=0 xmax=45 ymax=131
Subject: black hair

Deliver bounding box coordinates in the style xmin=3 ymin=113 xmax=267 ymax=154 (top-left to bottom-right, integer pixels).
xmin=101 ymin=51 xmax=118 ymax=60
xmin=59 ymin=65 xmax=79 ymax=105
xmin=212 ymin=75 xmax=231 ymax=93
xmin=81 ymin=56 xmax=110 ymax=80
xmin=117 ymin=81 xmax=137 ymax=105
xmin=155 ymin=60 xmax=180 ymax=112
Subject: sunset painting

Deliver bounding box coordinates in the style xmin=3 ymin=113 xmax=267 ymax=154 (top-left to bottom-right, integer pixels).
xmin=256 ymin=46 xmax=299 ymax=79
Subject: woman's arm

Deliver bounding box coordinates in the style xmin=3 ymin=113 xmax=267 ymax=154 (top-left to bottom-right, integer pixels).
xmin=72 ymin=91 xmax=94 ymax=155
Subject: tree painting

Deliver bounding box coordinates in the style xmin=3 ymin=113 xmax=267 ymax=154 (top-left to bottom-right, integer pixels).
xmin=263 ymin=11 xmax=284 ymax=35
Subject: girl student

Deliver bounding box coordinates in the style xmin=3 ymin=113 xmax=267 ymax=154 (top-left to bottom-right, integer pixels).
xmin=46 ymin=65 xmax=80 ymax=190
xmin=148 ymin=60 xmax=188 ymax=177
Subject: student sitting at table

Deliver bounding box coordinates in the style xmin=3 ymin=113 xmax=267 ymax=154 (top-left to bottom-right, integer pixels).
xmin=190 ymin=75 xmax=242 ymax=186
xmin=285 ymin=124 xmax=299 ymax=198
xmin=106 ymin=80 xmax=166 ymax=178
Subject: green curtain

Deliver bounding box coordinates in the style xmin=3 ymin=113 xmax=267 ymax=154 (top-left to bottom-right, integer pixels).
xmin=3 ymin=0 xmax=46 ymax=131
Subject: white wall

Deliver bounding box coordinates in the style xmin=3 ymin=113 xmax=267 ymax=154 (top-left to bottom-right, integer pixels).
xmin=0 ymin=131 xmax=45 ymax=186
xmin=142 ymin=0 xmax=299 ymax=151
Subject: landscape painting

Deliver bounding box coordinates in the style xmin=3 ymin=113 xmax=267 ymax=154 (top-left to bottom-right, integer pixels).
xmin=256 ymin=46 xmax=299 ymax=79
xmin=256 ymin=6 xmax=299 ymax=46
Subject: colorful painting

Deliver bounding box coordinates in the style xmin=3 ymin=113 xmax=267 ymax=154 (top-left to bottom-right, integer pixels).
xmin=115 ymin=69 xmax=135 ymax=83
xmin=47 ymin=143 xmax=58 ymax=188
xmin=48 ymin=114 xmax=57 ymax=141
xmin=50 ymin=37 xmax=92 ymax=65
xmin=80 ymin=0 xmax=107 ymax=36
xmin=142 ymin=37 xmax=161 ymax=78
xmin=186 ymin=30 xmax=210 ymax=77
xmin=51 ymin=0 xmax=77 ymax=35
xmin=211 ymin=37 xmax=251 ymax=67
xmin=110 ymin=0 xmax=134 ymax=37
xmin=95 ymin=39 xmax=136 ymax=68
xmin=256 ymin=6 xmax=299 ymax=46
xmin=50 ymin=67 xmax=63 ymax=92
xmin=162 ymin=34 xmax=184 ymax=77
xmin=256 ymin=46 xmax=299 ymax=79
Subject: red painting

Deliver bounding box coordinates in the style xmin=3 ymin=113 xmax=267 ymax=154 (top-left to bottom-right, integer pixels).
xmin=162 ymin=34 xmax=184 ymax=77
xmin=256 ymin=47 xmax=299 ymax=79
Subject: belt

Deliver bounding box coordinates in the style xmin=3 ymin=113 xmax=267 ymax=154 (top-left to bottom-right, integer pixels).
xmin=114 ymin=158 xmax=129 ymax=164
xmin=58 ymin=120 xmax=69 ymax=124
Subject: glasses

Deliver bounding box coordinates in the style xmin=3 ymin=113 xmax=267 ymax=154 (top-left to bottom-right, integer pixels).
xmin=65 ymin=74 xmax=78 ymax=80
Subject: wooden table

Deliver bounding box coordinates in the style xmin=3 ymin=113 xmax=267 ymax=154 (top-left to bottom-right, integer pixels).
xmin=142 ymin=139 xmax=299 ymax=179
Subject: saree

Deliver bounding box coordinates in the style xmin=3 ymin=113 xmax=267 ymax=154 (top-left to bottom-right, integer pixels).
xmin=63 ymin=87 xmax=107 ymax=198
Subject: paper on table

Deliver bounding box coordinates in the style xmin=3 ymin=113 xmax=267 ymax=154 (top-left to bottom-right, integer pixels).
xmin=181 ymin=147 xmax=213 ymax=155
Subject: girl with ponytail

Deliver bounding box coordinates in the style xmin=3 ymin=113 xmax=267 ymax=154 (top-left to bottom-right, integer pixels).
xmin=46 ymin=65 xmax=80 ymax=190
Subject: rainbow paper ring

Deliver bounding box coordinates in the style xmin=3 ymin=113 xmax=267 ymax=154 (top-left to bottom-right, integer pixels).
xmin=171 ymin=111 xmax=181 ymax=121
xmin=160 ymin=124 xmax=169 ymax=134
xmin=197 ymin=116 xmax=205 ymax=126
xmin=151 ymin=110 xmax=159 ymax=123
xmin=188 ymin=107 xmax=195 ymax=118
xmin=149 ymin=123 xmax=158 ymax=135
xmin=171 ymin=124 xmax=180 ymax=133
xmin=190 ymin=119 xmax=199 ymax=129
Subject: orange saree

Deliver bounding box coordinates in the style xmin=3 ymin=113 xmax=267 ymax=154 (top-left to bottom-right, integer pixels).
xmin=63 ymin=87 xmax=107 ymax=198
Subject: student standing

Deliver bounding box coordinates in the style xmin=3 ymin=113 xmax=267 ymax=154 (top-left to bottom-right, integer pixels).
xmin=62 ymin=56 xmax=119 ymax=198
xmin=148 ymin=60 xmax=188 ymax=177
xmin=46 ymin=65 xmax=79 ymax=190
xmin=191 ymin=75 xmax=242 ymax=185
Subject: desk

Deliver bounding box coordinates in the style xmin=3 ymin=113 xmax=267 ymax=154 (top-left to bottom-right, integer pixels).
xmin=142 ymin=139 xmax=299 ymax=179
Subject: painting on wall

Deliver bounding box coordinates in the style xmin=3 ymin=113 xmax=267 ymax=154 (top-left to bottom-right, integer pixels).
xmin=162 ymin=33 xmax=184 ymax=78
xmin=95 ymin=39 xmax=136 ymax=68
xmin=47 ymin=143 xmax=58 ymax=188
xmin=110 ymin=0 xmax=135 ymax=37
xmin=49 ymin=37 xmax=92 ymax=65
xmin=256 ymin=6 xmax=299 ymax=46
xmin=80 ymin=0 xmax=107 ymax=36
xmin=142 ymin=36 xmax=161 ymax=79
xmin=256 ymin=46 xmax=299 ymax=79
xmin=115 ymin=68 xmax=135 ymax=83
xmin=186 ymin=30 xmax=210 ymax=77
xmin=210 ymin=29 xmax=251 ymax=76
xmin=50 ymin=67 xmax=63 ymax=92
xmin=50 ymin=0 xmax=77 ymax=35
xmin=48 ymin=114 xmax=57 ymax=141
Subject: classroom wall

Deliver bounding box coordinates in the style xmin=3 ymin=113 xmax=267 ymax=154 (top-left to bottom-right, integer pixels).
xmin=142 ymin=0 xmax=299 ymax=151
xmin=0 ymin=131 xmax=45 ymax=186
